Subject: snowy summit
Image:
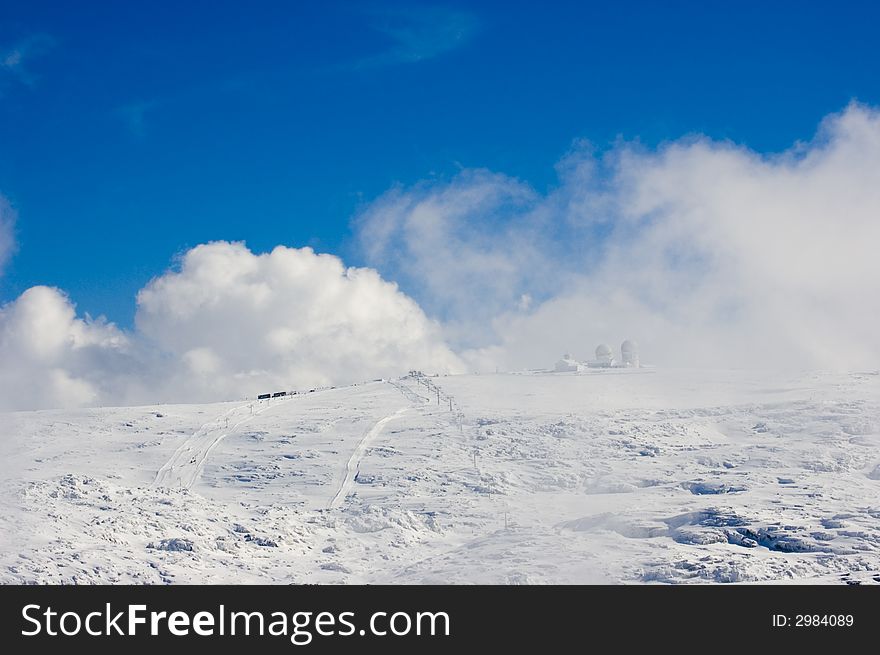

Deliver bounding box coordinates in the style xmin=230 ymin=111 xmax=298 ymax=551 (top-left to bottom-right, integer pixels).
xmin=2 ymin=368 xmax=879 ymax=585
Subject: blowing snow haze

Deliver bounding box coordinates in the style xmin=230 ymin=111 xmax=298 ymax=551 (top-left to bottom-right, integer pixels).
xmin=1 ymin=105 xmax=879 ymax=410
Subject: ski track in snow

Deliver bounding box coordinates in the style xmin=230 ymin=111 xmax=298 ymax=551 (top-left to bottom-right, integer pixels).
xmin=153 ymin=399 xmax=277 ymax=489
xmin=326 ymin=379 xmax=437 ymax=509
xmin=326 ymin=406 xmax=411 ymax=510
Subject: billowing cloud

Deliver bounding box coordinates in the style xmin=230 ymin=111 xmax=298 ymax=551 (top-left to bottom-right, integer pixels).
xmin=357 ymin=103 xmax=880 ymax=371
xmin=0 ymin=243 xmax=462 ymax=410
xmin=134 ymin=242 xmax=463 ymax=402
xmin=0 ymin=286 xmax=131 ymax=411
xmin=356 ymin=170 xmax=561 ymax=345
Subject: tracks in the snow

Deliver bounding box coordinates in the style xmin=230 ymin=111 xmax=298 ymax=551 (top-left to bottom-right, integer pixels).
xmin=325 ymin=405 xmax=411 ymax=510
xmin=154 ymin=377 xmax=450 ymax=507
xmin=325 ymin=377 xmax=465 ymax=510
xmin=153 ymin=400 xmax=274 ymax=489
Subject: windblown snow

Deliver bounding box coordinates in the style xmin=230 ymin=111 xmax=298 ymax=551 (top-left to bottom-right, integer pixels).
xmin=1 ymin=369 xmax=879 ymax=585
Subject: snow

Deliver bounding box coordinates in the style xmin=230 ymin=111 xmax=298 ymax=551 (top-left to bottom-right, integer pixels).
xmin=1 ymin=368 xmax=879 ymax=585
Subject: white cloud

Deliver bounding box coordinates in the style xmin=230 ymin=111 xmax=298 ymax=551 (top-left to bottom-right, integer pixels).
xmin=134 ymin=242 xmax=463 ymax=402
xmin=3 ymin=104 xmax=879 ymax=411
xmin=354 ymin=6 xmax=478 ymax=69
xmin=0 ymin=286 xmax=132 ymax=411
xmin=0 ymin=243 xmax=462 ymax=410
xmin=0 ymin=195 xmax=15 ymax=275
xmin=356 ymin=170 xmax=558 ymax=345
xmin=357 ymin=103 xmax=880 ymax=372
xmin=1 ymin=34 xmax=54 ymax=86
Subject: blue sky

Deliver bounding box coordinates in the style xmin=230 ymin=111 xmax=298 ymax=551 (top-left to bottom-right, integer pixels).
xmin=1 ymin=0 xmax=879 ymax=327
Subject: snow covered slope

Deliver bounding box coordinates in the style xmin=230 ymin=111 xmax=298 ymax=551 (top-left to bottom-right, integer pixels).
xmin=1 ymin=369 xmax=879 ymax=584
